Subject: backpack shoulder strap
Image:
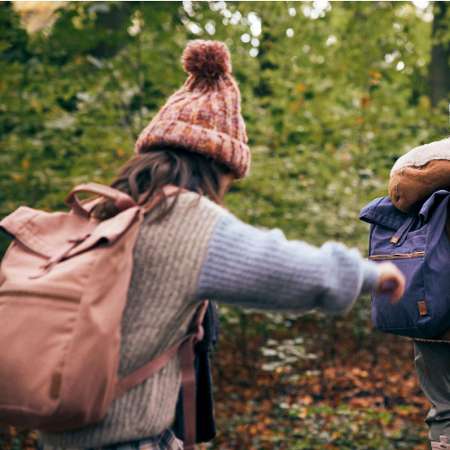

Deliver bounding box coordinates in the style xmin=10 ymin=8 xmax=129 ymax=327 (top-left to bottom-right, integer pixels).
xmin=115 ymin=301 xmax=208 ymax=395
xmin=114 ymin=301 xmax=209 ymax=449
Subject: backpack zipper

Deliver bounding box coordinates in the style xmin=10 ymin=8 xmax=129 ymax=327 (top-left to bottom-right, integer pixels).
xmin=369 ymin=251 xmax=425 ymax=261
xmin=0 ymin=289 xmax=80 ymax=304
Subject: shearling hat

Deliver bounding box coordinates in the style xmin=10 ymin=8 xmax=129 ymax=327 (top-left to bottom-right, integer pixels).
xmin=135 ymin=40 xmax=251 ymax=178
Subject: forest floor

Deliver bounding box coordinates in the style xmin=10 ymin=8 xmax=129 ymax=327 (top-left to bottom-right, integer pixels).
xmin=210 ymin=312 xmax=430 ymax=450
xmin=0 ymin=313 xmax=431 ymax=450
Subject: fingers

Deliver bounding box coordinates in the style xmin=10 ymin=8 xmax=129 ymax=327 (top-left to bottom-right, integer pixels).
xmin=375 ymin=263 xmax=406 ymax=304
xmin=389 ymin=276 xmax=405 ymax=304
xmin=378 ymin=279 xmax=401 ymax=303
xmin=389 ymin=265 xmax=406 ymax=303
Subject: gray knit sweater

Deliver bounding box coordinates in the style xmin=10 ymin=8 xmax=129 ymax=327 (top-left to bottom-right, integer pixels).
xmin=40 ymin=192 xmax=380 ymax=448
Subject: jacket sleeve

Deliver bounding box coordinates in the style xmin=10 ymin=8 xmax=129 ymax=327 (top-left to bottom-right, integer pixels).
xmin=195 ymin=213 xmax=380 ymax=315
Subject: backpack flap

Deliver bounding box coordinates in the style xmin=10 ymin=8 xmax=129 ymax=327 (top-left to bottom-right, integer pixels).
xmin=0 ymin=207 xmax=93 ymax=259
xmin=359 ymin=196 xmax=410 ymax=230
xmin=0 ymin=205 xmax=141 ymax=265
xmin=417 ymin=189 xmax=450 ymax=224
xmin=65 ymin=206 xmax=142 ymax=260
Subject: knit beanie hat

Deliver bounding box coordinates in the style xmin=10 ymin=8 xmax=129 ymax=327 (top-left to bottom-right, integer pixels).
xmin=135 ymin=40 xmax=251 ymax=179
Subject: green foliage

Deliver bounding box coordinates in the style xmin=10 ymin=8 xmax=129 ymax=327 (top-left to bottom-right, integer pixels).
xmin=1 ymin=1 xmax=447 ymax=246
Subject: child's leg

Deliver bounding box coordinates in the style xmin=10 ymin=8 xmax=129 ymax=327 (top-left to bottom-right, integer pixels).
xmin=414 ymin=341 xmax=450 ymax=443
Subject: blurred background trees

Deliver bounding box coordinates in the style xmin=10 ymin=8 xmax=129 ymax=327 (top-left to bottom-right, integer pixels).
xmin=0 ymin=1 xmax=448 ymax=449
xmin=1 ymin=1 xmax=448 ymax=243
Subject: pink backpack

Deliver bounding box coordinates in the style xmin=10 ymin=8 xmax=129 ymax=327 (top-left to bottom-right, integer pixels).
xmin=0 ymin=183 xmax=205 ymax=450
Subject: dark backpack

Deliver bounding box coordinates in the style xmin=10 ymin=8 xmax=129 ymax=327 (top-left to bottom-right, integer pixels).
xmin=360 ymin=190 xmax=450 ymax=339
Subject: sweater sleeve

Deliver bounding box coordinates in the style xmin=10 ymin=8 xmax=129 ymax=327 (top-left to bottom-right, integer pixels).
xmin=196 ymin=213 xmax=380 ymax=315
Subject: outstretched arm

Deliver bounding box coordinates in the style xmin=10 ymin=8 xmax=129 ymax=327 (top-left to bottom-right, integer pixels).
xmin=196 ymin=213 xmax=381 ymax=315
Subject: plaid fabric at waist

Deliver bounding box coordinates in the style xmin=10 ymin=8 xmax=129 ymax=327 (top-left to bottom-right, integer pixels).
xmin=40 ymin=429 xmax=183 ymax=450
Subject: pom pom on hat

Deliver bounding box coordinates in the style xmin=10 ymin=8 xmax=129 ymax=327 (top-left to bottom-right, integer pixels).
xmin=136 ymin=38 xmax=251 ymax=178
xmin=182 ymin=40 xmax=232 ymax=83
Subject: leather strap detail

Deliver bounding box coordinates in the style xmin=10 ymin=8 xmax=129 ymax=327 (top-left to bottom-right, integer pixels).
xmin=179 ymin=335 xmax=197 ymax=450
xmin=115 ymin=333 xmax=194 ymax=398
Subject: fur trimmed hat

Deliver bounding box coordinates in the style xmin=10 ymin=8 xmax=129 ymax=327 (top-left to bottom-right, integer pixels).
xmin=135 ymin=40 xmax=251 ymax=179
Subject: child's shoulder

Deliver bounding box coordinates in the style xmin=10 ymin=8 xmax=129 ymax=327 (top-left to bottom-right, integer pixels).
xmin=177 ymin=190 xmax=229 ymax=218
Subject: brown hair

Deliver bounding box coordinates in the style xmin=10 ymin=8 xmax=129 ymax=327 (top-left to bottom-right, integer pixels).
xmin=92 ymin=146 xmax=231 ymax=222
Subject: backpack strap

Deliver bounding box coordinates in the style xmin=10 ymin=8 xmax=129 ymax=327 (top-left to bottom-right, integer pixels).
xmin=115 ymin=301 xmax=209 ymax=449
xmin=66 ymin=183 xmax=136 ymax=218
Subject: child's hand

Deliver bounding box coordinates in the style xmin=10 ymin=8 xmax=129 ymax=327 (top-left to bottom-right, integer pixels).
xmin=375 ymin=262 xmax=405 ymax=303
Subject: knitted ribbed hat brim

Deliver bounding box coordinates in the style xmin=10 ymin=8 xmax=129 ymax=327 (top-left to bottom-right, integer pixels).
xmin=135 ymin=40 xmax=250 ymax=178
xmin=135 ymin=120 xmax=251 ymax=179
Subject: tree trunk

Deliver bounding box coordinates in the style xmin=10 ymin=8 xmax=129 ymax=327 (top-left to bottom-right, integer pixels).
xmin=429 ymin=1 xmax=450 ymax=107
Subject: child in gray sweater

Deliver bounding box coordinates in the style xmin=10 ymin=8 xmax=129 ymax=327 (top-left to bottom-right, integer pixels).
xmin=40 ymin=39 xmax=404 ymax=450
